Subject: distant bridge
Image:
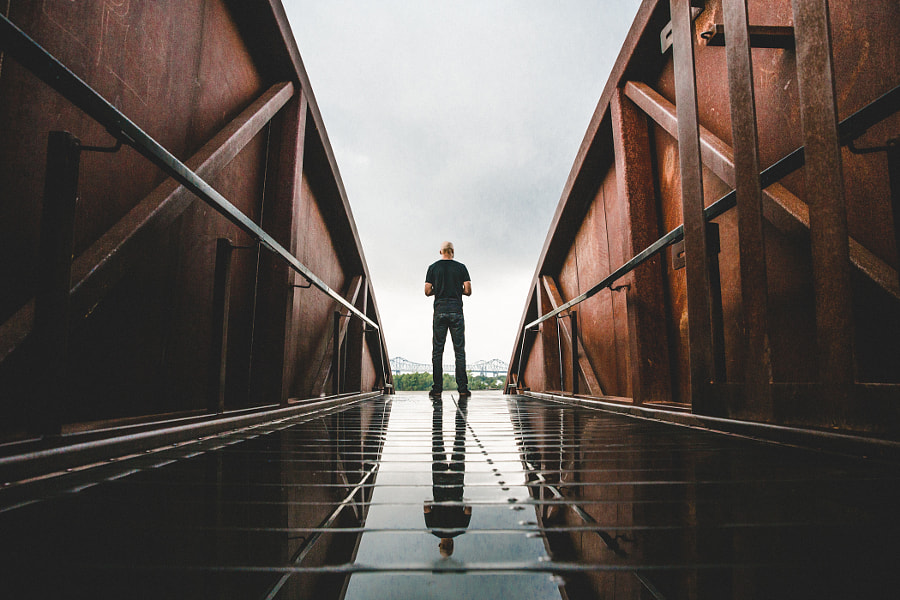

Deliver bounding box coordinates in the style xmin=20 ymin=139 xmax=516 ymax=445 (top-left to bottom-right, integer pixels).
xmin=390 ymin=357 xmax=508 ymax=378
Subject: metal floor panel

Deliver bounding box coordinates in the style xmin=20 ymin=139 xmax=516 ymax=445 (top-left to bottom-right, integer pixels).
xmin=1 ymin=391 xmax=898 ymax=599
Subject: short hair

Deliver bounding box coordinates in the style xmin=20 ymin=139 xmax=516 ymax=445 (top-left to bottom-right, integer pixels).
xmin=440 ymin=241 xmax=454 ymax=256
xmin=439 ymin=537 xmax=454 ymax=557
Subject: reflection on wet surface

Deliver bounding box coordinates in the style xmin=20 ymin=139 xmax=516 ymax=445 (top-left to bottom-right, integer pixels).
xmin=1 ymin=392 xmax=898 ymax=598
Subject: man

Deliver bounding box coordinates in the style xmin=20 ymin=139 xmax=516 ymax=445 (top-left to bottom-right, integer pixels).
xmin=424 ymin=241 xmax=472 ymax=399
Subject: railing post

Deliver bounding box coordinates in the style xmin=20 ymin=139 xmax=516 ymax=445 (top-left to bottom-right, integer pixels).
xmin=611 ymin=88 xmax=671 ymax=406
xmin=724 ymin=0 xmax=773 ymax=410
xmin=671 ymin=0 xmax=717 ymax=412
xmin=888 ymin=142 xmax=900 ymax=285
xmin=791 ymin=0 xmax=855 ymax=400
xmin=539 ymin=278 xmax=561 ymax=392
xmin=706 ymin=224 xmax=727 ymax=382
xmin=208 ymin=238 xmax=234 ymax=414
xmin=32 ymin=131 xmax=81 ymax=435
xmin=332 ymin=311 xmax=342 ymax=395
xmin=556 ymin=316 xmax=565 ymax=393
xmin=570 ymin=310 xmax=579 ymax=396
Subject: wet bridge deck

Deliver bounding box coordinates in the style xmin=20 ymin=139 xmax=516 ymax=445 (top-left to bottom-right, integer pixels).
xmin=2 ymin=392 xmax=898 ymax=599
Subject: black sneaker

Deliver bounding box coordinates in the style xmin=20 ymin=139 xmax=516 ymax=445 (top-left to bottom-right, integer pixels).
xmin=428 ymin=390 xmax=442 ymax=400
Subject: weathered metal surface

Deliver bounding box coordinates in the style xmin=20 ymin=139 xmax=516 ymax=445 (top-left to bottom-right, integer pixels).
xmin=0 ymin=1 xmax=391 ymax=440
xmin=723 ymin=0 xmax=773 ymax=408
xmin=509 ymin=0 xmax=900 ymax=436
xmin=611 ymin=89 xmax=672 ymax=405
xmin=672 ymin=0 xmax=718 ymax=405
xmin=792 ymin=0 xmax=854 ymax=395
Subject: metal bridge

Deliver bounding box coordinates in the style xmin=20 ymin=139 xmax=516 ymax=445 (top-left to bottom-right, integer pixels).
xmin=390 ymin=356 xmax=509 ymax=378
xmin=1 ymin=1 xmax=899 ymax=598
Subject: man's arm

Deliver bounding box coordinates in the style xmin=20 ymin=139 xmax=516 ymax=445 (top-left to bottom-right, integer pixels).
xmin=424 ymin=282 xmax=434 ymax=296
xmin=462 ymin=281 xmax=472 ymax=296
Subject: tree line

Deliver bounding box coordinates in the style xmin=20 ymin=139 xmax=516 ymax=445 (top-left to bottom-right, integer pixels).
xmin=392 ymin=372 xmax=505 ymax=391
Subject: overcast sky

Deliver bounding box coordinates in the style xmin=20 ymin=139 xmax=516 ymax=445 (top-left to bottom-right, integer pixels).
xmin=283 ymin=1 xmax=643 ymax=366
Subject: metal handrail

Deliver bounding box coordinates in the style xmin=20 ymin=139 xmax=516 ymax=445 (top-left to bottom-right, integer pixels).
xmin=525 ymin=83 xmax=900 ymax=331
xmin=0 ymin=14 xmax=377 ymax=330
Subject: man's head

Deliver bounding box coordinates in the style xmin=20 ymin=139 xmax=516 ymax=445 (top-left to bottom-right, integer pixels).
xmin=440 ymin=241 xmax=454 ymax=258
xmin=439 ymin=537 xmax=454 ymax=557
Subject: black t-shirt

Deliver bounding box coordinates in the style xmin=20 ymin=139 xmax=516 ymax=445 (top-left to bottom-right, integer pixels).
xmin=425 ymin=259 xmax=471 ymax=312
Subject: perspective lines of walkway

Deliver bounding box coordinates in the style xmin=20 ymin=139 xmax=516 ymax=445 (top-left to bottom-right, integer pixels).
xmin=1 ymin=392 xmax=898 ymax=598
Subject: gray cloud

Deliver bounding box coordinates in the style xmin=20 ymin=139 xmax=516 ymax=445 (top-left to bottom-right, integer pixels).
xmin=284 ymin=0 xmax=642 ymax=363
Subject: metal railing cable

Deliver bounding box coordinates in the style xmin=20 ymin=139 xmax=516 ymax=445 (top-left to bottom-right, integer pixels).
xmin=524 ymin=83 xmax=900 ymax=332
xmin=0 ymin=14 xmax=377 ymax=329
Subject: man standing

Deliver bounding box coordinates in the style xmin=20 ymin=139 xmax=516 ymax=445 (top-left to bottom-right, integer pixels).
xmin=425 ymin=241 xmax=472 ymax=399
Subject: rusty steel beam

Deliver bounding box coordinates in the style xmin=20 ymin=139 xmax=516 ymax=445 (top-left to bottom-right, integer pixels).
xmin=701 ymin=24 xmax=796 ymax=49
xmin=537 ymin=280 xmax=562 ymax=392
xmin=541 ymin=276 xmax=603 ymax=396
xmin=70 ymin=81 xmax=294 ymax=319
xmin=0 ymin=81 xmax=293 ymax=367
xmin=278 ymin=92 xmax=310 ymax=404
xmin=610 ymin=88 xmax=672 ymax=405
xmin=0 ymin=16 xmax=375 ymax=329
xmin=671 ymin=0 xmax=717 ymax=403
xmin=251 ymin=90 xmax=311 ymax=406
xmin=311 ymin=275 xmax=365 ymax=398
xmin=623 ymin=80 xmax=900 ymax=301
xmin=723 ymin=0 xmax=773 ymax=406
xmin=791 ymin=0 xmax=854 ymax=387
xmin=345 ymin=281 xmax=368 ymax=393
xmin=208 ymin=239 xmax=236 ymax=415
xmin=32 ymin=131 xmax=81 ymax=434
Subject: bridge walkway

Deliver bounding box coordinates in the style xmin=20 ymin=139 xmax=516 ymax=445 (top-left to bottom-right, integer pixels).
xmin=1 ymin=392 xmax=897 ymax=598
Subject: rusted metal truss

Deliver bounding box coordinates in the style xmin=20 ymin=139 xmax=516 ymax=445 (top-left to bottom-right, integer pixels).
xmin=0 ymin=2 xmax=392 ymax=441
xmin=508 ymin=0 xmax=900 ymax=438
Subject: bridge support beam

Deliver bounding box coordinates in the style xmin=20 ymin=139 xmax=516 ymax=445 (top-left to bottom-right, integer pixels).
xmin=252 ymin=89 xmax=310 ymax=406
xmin=611 ymin=88 xmax=672 ymax=406
xmin=791 ymin=0 xmax=854 ymax=417
xmin=671 ymin=0 xmax=718 ymax=412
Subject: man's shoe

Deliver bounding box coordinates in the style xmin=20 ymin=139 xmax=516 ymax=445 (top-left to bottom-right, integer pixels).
xmin=428 ymin=389 xmax=442 ymax=400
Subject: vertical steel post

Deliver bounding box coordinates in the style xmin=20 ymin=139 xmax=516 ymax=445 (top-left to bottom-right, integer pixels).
xmin=723 ymin=0 xmax=773 ymax=412
xmin=332 ymin=311 xmax=342 ymax=395
xmin=791 ymin=0 xmax=854 ymax=395
xmin=611 ymin=88 xmax=672 ymax=405
xmin=33 ymin=131 xmax=81 ymax=435
xmin=888 ymin=142 xmax=900 ymax=279
xmin=706 ymin=223 xmax=727 ymax=382
xmin=670 ymin=0 xmax=717 ymax=410
xmin=515 ymin=328 xmax=529 ymax=393
xmin=571 ymin=310 xmax=579 ymax=396
xmin=556 ymin=316 xmax=565 ymax=393
xmin=346 ymin=281 xmax=367 ymax=392
xmin=209 ymin=238 xmax=234 ymax=414
xmin=539 ymin=278 xmax=562 ymax=392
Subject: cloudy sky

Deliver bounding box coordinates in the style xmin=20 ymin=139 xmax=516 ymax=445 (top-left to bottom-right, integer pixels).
xmin=283 ymin=1 xmax=643 ymax=366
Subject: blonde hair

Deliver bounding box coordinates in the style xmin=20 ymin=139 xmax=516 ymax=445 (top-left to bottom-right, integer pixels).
xmin=440 ymin=241 xmax=454 ymax=257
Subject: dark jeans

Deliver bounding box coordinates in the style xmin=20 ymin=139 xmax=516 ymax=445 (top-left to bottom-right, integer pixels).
xmin=432 ymin=311 xmax=467 ymax=392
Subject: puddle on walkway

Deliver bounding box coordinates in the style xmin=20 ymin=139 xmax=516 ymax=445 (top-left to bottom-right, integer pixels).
xmin=1 ymin=391 xmax=898 ymax=599
xmin=342 ymin=393 xmax=561 ymax=599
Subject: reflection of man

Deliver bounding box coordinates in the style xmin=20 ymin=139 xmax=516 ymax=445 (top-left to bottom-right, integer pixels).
xmin=424 ymin=241 xmax=472 ymax=400
xmin=424 ymin=397 xmax=471 ymax=557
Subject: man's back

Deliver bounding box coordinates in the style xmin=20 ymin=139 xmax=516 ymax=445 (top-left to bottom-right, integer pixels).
xmin=426 ymin=259 xmax=470 ymax=311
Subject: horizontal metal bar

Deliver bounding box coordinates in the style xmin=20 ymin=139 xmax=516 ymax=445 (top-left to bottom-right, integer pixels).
xmin=0 ymin=14 xmax=377 ymax=330
xmin=525 ymin=82 xmax=900 ymax=331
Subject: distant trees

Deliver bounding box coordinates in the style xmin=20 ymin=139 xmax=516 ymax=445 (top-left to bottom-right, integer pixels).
xmin=392 ymin=372 xmax=505 ymax=391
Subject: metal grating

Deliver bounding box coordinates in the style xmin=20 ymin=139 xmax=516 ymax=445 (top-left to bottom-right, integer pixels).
xmin=1 ymin=392 xmax=898 ymax=598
